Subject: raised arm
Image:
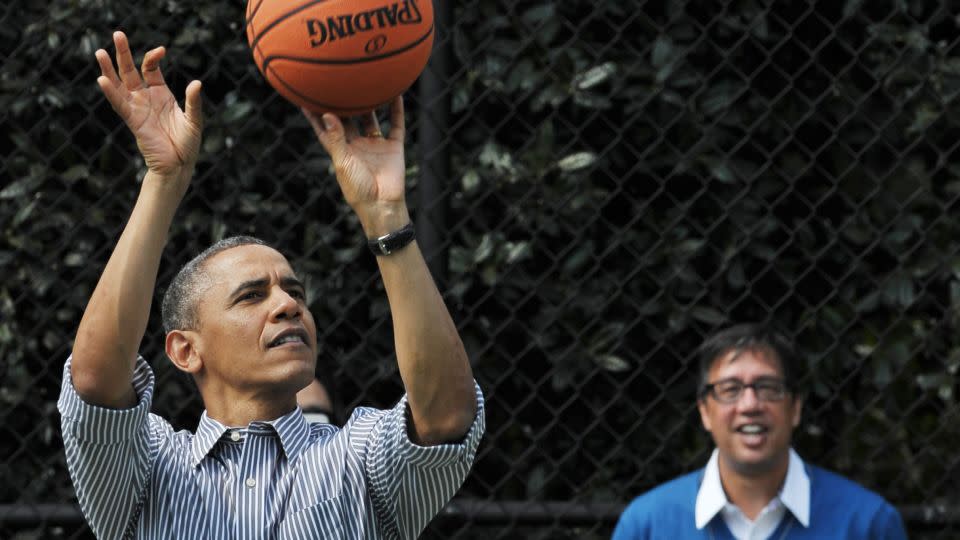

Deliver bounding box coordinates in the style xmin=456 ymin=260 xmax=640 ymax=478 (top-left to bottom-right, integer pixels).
xmin=304 ymin=99 xmax=476 ymax=445
xmin=71 ymin=31 xmax=202 ymax=408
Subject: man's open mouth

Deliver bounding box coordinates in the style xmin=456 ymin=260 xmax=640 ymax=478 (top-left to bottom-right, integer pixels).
xmin=736 ymin=424 xmax=768 ymax=434
xmin=268 ymin=329 xmax=309 ymax=348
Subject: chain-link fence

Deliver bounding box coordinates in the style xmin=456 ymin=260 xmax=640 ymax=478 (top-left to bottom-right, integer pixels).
xmin=4 ymin=0 xmax=960 ymax=538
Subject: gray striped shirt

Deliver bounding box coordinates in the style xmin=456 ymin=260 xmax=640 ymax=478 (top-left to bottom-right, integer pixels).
xmin=58 ymin=356 xmax=485 ymax=539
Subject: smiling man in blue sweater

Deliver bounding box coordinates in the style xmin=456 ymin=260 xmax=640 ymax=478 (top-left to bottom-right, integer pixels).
xmin=613 ymin=324 xmax=907 ymax=540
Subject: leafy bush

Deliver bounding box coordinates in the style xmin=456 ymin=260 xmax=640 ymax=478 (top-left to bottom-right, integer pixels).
xmin=2 ymin=0 xmax=960 ymax=538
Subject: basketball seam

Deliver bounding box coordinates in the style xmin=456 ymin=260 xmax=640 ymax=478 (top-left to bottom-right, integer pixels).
xmin=261 ymin=23 xmax=433 ymax=71
xmin=246 ymin=0 xmax=264 ymax=24
xmin=246 ymin=0 xmax=266 ymax=69
xmin=248 ymin=0 xmax=331 ymax=53
xmin=264 ymin=41 xmax=423 ymax=113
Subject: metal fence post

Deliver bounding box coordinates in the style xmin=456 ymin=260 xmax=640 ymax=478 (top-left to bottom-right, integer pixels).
xmin=416 ymin=0 xmax=453 ymax=287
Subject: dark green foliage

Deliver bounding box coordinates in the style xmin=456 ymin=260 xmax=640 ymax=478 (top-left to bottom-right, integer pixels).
xmin=2 ymin=0 xmax=960 ymax=538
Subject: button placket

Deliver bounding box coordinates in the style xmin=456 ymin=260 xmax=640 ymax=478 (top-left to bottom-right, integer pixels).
xmin=235 ymin=430 xmax=270 ymax=537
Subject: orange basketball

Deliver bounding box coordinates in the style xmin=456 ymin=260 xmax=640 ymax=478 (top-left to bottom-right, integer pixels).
xmin=245 ymin=0 xmax=434 ymax=116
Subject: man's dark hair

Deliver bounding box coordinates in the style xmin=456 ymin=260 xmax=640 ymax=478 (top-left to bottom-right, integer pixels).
xmin=695 ymin=323 xmax=801 ymax=399
xmin=161 ymin=236 xmax=270 ymax=333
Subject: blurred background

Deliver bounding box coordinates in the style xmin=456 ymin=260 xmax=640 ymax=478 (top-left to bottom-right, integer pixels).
xmin=3 ymin=0 xmax=960 ymax=538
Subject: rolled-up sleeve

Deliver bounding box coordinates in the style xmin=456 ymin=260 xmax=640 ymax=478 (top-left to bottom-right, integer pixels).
xmin=57 ymin=355 xmax=163 ymax=540
xmin=348 ymin=382 xmax=485 ymax=539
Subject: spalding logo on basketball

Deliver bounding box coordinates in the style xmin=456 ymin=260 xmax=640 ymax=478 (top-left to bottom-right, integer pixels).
xmin=246 ymin=0 xmax=434 ymax=115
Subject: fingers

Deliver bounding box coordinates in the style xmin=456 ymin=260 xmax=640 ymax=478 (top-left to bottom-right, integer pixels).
xmin=302 ymin=108 xmax=324 ymax=136
xmin=387 ymin=96 xmax=405 ymax=142
xmin=358 ymin=98 xmax=402 ymax=139
xmin=95 ymin=49 xmax=121 ymax=87
xmin=303 ymin=107 xmax=347 ymax=163
xmin=112 ymin=31 xmax=143 ymax=92
xmin=96 ymin=75 xmax=128 ymax=118
xmin=141 ymin=47 xmax=167 ymax=88
xmin=343 ymin=117 xmax=361 ymax=140
xmin=184 ymin=80 xmax=203 ymax=128
xmin=360 ymin=111 xmax=382 ymax=138
xmin=95 ymin=48 xmax=128 ymax=116
xmin=98 ymin=33 xmax=165 ymax=94
xmin=303 ymin=101 xmax=399 ymax=164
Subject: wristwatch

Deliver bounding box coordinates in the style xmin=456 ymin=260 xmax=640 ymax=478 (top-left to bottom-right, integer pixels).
xmin=367 ymin=223 xmax=416 ymax=256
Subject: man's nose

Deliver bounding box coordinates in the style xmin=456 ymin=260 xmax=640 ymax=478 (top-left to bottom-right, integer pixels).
xmin=735 ymin=385 xmax=762 ymax=410
xmin=271 ymin=288 xmax=301 ymax=320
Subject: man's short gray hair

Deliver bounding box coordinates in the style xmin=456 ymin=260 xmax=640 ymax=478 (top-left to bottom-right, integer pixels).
xmin=161 ymin=236 xmax=269 ymax=333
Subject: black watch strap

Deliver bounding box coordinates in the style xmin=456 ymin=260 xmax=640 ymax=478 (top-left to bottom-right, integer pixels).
xmin=367 ymin=223 xmax=416 ymax=256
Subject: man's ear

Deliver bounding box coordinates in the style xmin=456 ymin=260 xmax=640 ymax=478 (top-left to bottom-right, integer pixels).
xmin=165 ymin=330 xmax=202 ymax=374
xmin=791 ymin=395 xmax=803 ymax=429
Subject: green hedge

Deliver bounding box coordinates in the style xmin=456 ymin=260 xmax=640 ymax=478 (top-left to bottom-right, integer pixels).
xmin=2 ymin=0 xmax=960 ymax=538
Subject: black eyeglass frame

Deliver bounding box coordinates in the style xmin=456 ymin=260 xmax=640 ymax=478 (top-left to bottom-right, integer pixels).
xmin=699 ymin=377 xmax=794 ymax=404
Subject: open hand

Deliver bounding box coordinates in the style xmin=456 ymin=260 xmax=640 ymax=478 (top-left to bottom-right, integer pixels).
xmin=96 ymin=31 xmax=202 ymax=181
xmin=303 ymin=97 xmax=409 ymax=236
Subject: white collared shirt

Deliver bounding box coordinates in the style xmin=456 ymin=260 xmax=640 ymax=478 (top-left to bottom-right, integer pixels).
xmin=695 ymin=448 xmax=810 ymax=539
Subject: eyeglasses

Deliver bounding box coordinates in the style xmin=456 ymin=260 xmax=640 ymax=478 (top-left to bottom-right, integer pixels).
xmin=701 ymin=378 xmax=790 ymax=404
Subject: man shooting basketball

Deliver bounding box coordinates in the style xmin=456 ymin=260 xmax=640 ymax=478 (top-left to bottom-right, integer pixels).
xmin=59 ymin=31 xmax=483 ymax=539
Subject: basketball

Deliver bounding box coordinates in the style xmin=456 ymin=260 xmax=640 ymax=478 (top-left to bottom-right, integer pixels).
xmin=245 ymin=0 xmax=434 ymax=116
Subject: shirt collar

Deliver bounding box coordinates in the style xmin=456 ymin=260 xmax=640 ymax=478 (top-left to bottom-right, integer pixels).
xmin=694 ymin=448 xmax=810 ymax=529
xmin=190 ymin=411 xmax=229 ymax=467
xmin=695 ymin=448 xmax=728 ymax=528
xmin=189 ymin=407 xmax=312 ymax=468
xmin=781 ymin=448 xmax=810 ymax=527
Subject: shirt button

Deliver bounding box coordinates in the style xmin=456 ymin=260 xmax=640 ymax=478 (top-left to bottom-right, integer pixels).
xmin=230 ymin=432 xmax=241 ymax=442
xmin=245 ymin=478 xmax=256 ymax=488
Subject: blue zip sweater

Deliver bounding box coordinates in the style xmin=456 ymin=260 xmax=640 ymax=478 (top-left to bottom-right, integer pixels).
xmin=612 ymin=464 xmax=906 ymax=539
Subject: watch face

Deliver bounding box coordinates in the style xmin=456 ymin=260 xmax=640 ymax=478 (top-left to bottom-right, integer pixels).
xmin=369 ymin=224 xmax=416 ymax=255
